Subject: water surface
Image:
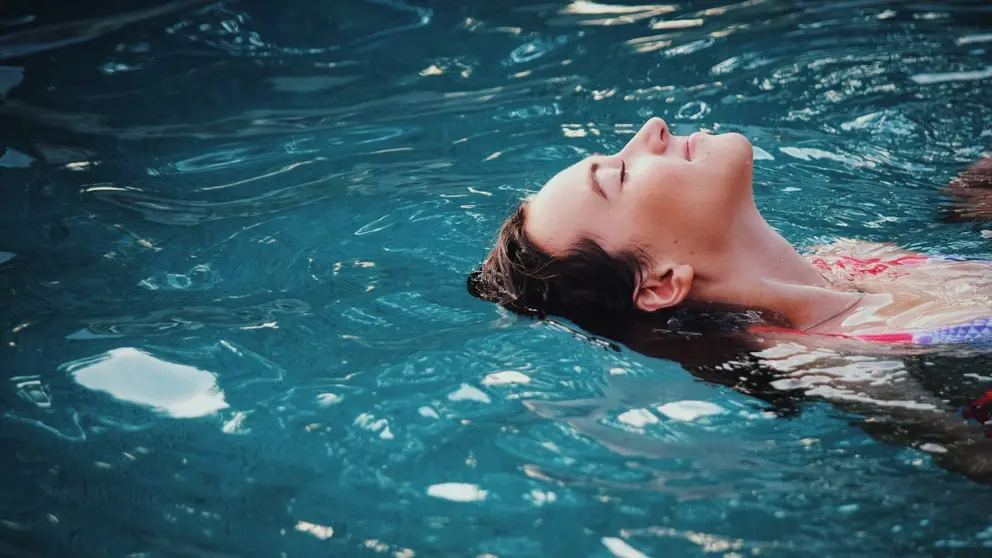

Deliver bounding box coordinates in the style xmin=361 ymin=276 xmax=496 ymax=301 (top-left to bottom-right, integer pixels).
xmin=2 ymin=1 xmax=992 ymax=556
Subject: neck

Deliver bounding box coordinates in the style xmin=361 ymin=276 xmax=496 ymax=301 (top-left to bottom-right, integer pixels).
xmin=690 ymin=203 xmax=861 ymax=331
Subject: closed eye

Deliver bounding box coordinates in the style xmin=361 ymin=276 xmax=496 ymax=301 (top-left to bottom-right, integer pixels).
xmin=589 ymin=161 xmax=607 ymax=200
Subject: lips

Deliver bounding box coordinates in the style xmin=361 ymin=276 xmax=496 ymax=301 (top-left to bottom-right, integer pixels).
xmin=686 ymin=132 xmax=699 ymax=161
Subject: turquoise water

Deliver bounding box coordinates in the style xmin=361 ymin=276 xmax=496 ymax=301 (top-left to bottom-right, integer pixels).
xmin=2 ymin=0 xmax=992 ymax=555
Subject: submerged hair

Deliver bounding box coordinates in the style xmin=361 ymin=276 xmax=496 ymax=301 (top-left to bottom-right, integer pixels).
xmin=466 ymin=203 xmax=789 ymax=335
xmin=467 ymin=204 xmax=649 ymax=323
xmin=466 ymin=203 xmax=798 ymax=415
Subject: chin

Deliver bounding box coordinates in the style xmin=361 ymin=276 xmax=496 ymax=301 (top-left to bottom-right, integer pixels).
xmin=717 ymin=132 xmax=753 ymax=166
xmin=725 ymin=131 xmax=752 ymax=152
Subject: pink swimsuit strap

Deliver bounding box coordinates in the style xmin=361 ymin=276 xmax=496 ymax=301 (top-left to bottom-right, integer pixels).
xmin=750 ymin=326 xmax=915 ymax=344
xmin=809 ymin=254 xmax=931 ymax=277
xmin=752 ymin=318 xmax=992 ymax=346
xmin=793 ymin=254 xmax=992 ymax=344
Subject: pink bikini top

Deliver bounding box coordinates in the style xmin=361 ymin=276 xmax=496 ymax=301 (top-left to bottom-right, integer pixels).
xmin=752 ymin=254 xmax=992 ymax=346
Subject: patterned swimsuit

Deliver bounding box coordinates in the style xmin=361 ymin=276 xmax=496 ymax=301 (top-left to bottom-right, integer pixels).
xmin=753 ymin=254 xmax=992 ymax=346
xmin=754 ymin=253 xmax=992 ymax=431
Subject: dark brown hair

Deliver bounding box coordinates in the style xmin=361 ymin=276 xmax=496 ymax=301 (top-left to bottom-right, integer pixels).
xmin=466 ymin=204 xmax=650 ymax=324
xmin=466 ymin=203 xmax=802 ymax=415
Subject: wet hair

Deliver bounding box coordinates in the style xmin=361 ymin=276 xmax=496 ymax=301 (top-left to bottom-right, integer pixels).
xmin=466 ymin=202 xmax=795 ymax=334
xmin=466 ymin=204 xmax=650 ymax=324
xmin=466 ymin=203 xmax=802 ymax=415
xmin=466 ymin=203 xmax=803 ymax=415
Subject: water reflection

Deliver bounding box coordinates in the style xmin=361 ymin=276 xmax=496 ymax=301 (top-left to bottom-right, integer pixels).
xmin=0 ymin=0 xmax=211 ymax=60
xmin=0 ymin=65 xmax=22 ymax=96
xmin=67 ymin=298 xmax=309 ymax=338
xmin=525 ymin=315 xmax=992 ymax=487
xmin=65 ymin=347 xmax=228 ymax=418
xmin=552 ymin=2 xmax=676 ymax=27
xmin=0 ymin=147 xmax=32 ymax=168
xmin=2 ymin=0 xmax=992 ymax=555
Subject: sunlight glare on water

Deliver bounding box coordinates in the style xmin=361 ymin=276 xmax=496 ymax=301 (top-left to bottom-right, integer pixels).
xmin=66 ymin=347 xmax=229 ymax=419
xmin=1 ymin=0 xmax=992 ymax=556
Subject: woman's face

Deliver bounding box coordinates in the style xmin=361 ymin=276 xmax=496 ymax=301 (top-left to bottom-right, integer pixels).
xmin=524 ymin=117 xmax=755 ymax=267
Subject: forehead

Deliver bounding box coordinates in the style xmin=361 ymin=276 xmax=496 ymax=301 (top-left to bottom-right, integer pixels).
xmin=523 ymin=158 xmax=595 ymax=255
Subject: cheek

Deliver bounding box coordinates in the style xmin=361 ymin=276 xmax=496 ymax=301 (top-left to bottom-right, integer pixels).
xmin=621 ymin=166 xmax=695 ymax=236
xmin=630 ymin=163 xmax=701 ymax=217
xmin=588 ymin=211 xmax=641 ymax=254
xmin=625 ymin=164 xmax=735 ymax=251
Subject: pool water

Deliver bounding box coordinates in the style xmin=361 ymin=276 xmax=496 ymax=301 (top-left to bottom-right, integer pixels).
xmin=2 ymin=0 xmax=992 ymax=556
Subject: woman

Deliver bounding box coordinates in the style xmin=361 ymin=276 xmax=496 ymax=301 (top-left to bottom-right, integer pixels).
xmin=469 ymin=117 xmax=991 ymax=347
xmin=468 ymin=117 xmax=992 ymax=482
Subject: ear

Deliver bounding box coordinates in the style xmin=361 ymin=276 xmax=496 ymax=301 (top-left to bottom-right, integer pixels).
xmin=635 ymin=264 xmax=693 ymax=313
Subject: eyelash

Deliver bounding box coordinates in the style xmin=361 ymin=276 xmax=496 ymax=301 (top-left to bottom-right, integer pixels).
xmin=620 ymin=160 xmax=627 ymax=185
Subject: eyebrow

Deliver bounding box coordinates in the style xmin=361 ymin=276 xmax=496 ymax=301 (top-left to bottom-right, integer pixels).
xmin=588 ymin=161 xmax=607 ymax=200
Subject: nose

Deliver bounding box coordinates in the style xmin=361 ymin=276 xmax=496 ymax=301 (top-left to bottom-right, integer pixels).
xmin=625 ymin=117 xmax=668 ymax=156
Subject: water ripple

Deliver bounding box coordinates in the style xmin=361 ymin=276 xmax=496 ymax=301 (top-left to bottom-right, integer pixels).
xmin=4 ymin=0 xmax=992 ymax=555
xmin=68 ymin=298 xmax=309 ymax=338
xmin=0 ymin=0 xmax=211 ymax=60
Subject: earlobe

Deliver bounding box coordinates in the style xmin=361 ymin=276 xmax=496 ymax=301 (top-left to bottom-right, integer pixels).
xmin=634 ymin=264 xmax=694 ymax=313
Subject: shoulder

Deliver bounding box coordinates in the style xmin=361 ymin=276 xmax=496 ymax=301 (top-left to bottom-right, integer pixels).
xmin=803 ymin=238 xmax=923 ymax=260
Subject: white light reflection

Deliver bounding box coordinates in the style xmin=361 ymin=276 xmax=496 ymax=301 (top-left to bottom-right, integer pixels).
xmin=427 ymin=483 xmax=488 ymax=502
xmin=910 ymin=66 xmax=992 ymax=85
xmin=602 ymin=537 xmax=651 ymax=558
xmin=67 ymin=347 xmax=228 ymax=418
xmin=617 ymin=408 xmax=659 ymax=428
xmin=295 ymin=520 xmax=334 ymax=540
xmin=656 ymin=401 xmax=724 ymax=421
xmin=482 ymin=371 xmax=531 ymax=385
xmin=650 ymin=18 xmax=703 ymax=30
xmin=560 ymin=1 xmax=675 ymax=26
